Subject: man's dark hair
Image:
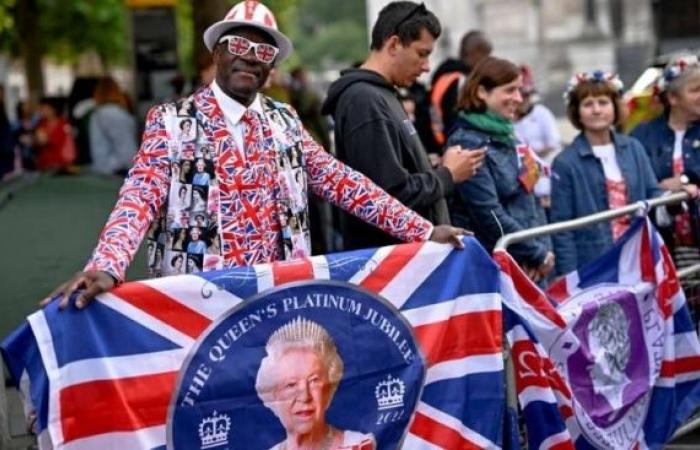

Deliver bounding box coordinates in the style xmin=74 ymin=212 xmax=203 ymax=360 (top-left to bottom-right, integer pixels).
xmin=459 ymin=30 xmax=492 ymax=59
xmin=370 ymin=1 xmax=440 ymax=51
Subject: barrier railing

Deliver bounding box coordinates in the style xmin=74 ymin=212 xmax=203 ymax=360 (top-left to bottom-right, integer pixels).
xmin=679 ymin=263 xmax=700 ymax=280
xmin=494 ymin=191 xmax=689 ymax=251
xmin=494 ymin=191 xmax=696 ymax=448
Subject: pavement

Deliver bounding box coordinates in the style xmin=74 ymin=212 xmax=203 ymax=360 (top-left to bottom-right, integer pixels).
xmin=0 ymin=171 xmax=147 ymax=339
xmin=0 ymin=171 xmax=150 ymax=448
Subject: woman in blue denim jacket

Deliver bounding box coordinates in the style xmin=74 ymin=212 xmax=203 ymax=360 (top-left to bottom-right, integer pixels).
xmin=631 ymin=55 xmax=700 ymax=258
xmin=447 ymin=56 xmax=555 ymax=282
xmin=550 ymin=72 xmax=661 ymax=276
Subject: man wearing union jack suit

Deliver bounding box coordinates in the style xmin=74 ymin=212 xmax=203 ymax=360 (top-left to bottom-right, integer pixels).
xmin=44 ymin=0 xmax=467 ymax=309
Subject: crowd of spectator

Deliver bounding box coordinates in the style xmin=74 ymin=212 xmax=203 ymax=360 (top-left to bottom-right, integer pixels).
xmin=0 ymin=76 xmax=137 ymax=180
xmin=2 ymin=0 xmax=698 ymax=292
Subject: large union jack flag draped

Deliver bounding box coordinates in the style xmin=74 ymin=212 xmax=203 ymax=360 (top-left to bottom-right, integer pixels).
xmin=2 ymin=239 xmax=506 ymax=450
xmin=496 ymin=218 xmax=700 ymax=450
xmin=5 ymin=222 xmax=700 ymax=450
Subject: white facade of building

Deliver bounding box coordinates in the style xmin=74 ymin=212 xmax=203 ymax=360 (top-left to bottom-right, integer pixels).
xmin=366 ymin=0 xmax=656 ymax=114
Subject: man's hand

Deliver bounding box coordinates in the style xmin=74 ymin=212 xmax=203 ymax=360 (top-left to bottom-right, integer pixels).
xmin=524 ymin=266 xmax=541 ymax=283
xmin=524 ymin=252 xmax=556 ymax=283
xmin=429 ymin=225 xmax=472 ymax=249
xmin=537 ymin=251 xmax=556 ymax=279
xmin=41 ymin=271 xmax=116 ymax=310
xmin=442 ymin=145 xmax=486 ymax=183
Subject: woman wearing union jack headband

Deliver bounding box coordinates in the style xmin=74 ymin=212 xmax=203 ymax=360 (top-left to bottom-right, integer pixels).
xmin=550 ymin=71 xmax=664 ymax=276
xmin=631 ymin=54 xmax=700 ymax=265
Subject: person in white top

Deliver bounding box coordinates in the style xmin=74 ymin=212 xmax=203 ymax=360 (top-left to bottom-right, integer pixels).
xmin=631 ymin=54 xmax=700 ymax=262
xmin=550 ymin=71 xmax=664 ymax=275
xmin=514 ymin=65 xmax=561 ymax=163
xmin=514 ymin=65 xmax=560 ymax=208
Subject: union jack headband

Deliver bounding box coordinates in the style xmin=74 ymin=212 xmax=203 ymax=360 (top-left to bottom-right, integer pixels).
xmin=656 ymin=54 xmax=700 ymax=94
xmin=563 ymin=70 xmax=624 ymax=105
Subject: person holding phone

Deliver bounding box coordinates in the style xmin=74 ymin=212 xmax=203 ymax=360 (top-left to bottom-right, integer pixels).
xmin=446 ymin=56 xmax=554 ymax=282
xmin=322 ymin=1 xmax=485 ymax=251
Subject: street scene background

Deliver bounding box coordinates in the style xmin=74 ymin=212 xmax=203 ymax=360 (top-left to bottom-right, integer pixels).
xmin=0 ymin=0 xmax=699 ymax=448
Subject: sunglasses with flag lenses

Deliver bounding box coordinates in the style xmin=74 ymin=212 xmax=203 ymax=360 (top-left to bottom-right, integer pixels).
xmin=218 ymin=35 xmax=279 ymax=64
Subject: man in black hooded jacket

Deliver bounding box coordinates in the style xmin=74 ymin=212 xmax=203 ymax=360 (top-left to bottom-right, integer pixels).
xmin=322 ymin=1 xmax=485 ymax=250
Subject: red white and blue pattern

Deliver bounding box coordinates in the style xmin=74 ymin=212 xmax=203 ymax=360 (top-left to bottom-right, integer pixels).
xmin=496 ymin=217 xmax=700 ymax=450
xmin=85 ymin=86 xmax=432 ymax=281
xmin=2 ymin=238 xmax=504 ymax=449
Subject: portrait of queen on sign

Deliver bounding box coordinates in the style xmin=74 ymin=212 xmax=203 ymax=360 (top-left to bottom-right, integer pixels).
xmin=587 ymin=302 xmax=631 ymax=412
xmin=255 ymin=317 xmax=376 ymax=450
xmin=563 ymin=287 xmax=658 ymax=435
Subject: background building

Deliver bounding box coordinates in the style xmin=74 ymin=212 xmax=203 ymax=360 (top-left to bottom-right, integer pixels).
xmin=366 ymin=0 xmax=700 ymax=116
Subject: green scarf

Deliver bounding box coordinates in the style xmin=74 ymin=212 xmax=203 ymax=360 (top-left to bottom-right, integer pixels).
xmin=460 ymin=111 xmax=516 ymax=146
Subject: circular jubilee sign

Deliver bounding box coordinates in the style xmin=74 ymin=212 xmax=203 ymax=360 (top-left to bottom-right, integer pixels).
xmin=167 ymin=281 xmax=426 ymax=450
xmin=549 ymin=284 xmax=663 ymax=449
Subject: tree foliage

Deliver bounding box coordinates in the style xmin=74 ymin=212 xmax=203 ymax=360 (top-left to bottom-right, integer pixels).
xmin=0 ymin=0 xmax=368 ymax=99
xmin=0 ymin=0 xmax=18 ymax=54
xmin=284 ymin=0 xmax=368 ymax=70
xmin=1 ymin=0 xmax=127 ymax=65
xmin=184 ymin=0 xmax=367 ymax=73
xmin=40 ymin=0 xmax=128 ymax=66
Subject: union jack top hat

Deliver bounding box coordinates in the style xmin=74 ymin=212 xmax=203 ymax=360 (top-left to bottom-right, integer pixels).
xmin=203 ymin=0 xmax=293 ymax=62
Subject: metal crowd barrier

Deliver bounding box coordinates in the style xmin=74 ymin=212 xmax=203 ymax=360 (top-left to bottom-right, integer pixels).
xmin=494 ymin=191 xmax=689 ymax=251
xmin=494 ymin=191 xmax=700 ymax=448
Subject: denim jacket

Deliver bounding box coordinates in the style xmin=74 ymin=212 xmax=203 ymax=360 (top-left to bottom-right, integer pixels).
xmin=550 ymin=132 xmax=661 ymax=275
xmin=447 ymin=123 xmax=550 ymax=267
xmin=631 ymin=115 xmax=700 ymax=184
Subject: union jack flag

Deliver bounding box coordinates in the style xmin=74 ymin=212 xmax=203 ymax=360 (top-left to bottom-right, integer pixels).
xmin=496 ymin=218 xmax=700 ymax=449
xmin=2 ymin=239 xmax=505 ymax=449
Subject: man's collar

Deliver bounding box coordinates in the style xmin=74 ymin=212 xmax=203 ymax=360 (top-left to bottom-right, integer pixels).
xmin=210 ymin=80 xmax=263 ymax=125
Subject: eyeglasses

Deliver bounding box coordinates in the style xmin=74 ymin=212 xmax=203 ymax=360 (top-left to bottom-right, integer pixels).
xmin=218 ymin=35 xmax=279 ymax=64
xmin=393 ymin=2 xmax=427 ymax=35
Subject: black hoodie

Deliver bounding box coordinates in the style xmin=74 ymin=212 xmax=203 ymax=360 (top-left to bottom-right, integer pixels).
xmin=322 ymin=68 xmax=453 ymax=251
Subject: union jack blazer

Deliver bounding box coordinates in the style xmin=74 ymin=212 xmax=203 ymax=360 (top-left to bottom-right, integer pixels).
xmin=85 ymin=86 xmax=433 ymax=281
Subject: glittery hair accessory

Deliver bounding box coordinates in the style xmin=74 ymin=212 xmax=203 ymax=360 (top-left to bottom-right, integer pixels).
xmin=563 ymin=70 xmax=624 ymax=105
xmin=656 ymin=54 xmax=700 ymax=93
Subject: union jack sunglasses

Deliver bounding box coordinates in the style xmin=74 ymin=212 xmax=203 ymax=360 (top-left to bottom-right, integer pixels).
xmin=218 ymin=35 xmax=279 ymax=64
